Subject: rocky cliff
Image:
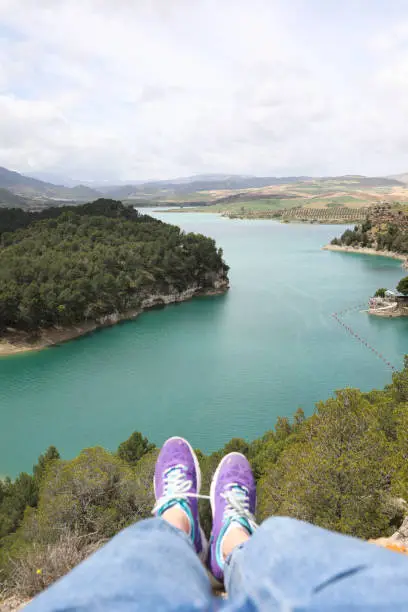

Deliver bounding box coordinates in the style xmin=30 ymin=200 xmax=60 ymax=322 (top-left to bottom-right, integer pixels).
xmin=0 ymin=270 xmax=229 ymax=357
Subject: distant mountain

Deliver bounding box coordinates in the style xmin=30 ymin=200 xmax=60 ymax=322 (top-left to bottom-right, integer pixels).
xmin=103 ymin=174 xmax=404 ymax=200
xmin=1 ymin=168 xmax=403 ymax=206
xmin=25 ymin=171 xmax=78 ymax=187
xmin=103 ymin=175 xmax=312 ymax=199
xmin=325 ymin=175 xmax=404 ymax=187
xmin=26 ymin=173 xmax=134 ymax=189
xmin=388 ymin=172 xmax=408 ymax=185
xmin=0 ymin=187 xmax=31 ymax=208
xmin=147 ymin=174 xmax=312 ymax=190
xmin=0 ymin=167 xmax=101 ymax=201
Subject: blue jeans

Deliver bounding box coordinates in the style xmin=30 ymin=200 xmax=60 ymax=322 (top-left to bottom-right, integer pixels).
xmin=27 ymin=517 xmax=408 ymax=611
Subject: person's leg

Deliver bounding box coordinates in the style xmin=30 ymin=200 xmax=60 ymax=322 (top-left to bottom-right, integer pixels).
xmin=207 ymin=452 xmax=408 ymax=610
xmin=26 ymin=518 xmax=213 ymax=612
xmin=27 ymin=437 xmax=213 ymax=612
xmin=223 ymin=517 xmax=408 ymax=611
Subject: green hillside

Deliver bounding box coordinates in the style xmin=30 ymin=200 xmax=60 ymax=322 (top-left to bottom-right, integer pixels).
xmin=0 ymin=166 xmax=101 ymax=202
xmin=0 ymin=188 xmax=30 ymax=208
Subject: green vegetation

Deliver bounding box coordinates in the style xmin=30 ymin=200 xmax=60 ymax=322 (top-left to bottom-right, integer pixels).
xmin=0 ymin=188 xmax=29 ymax=209
xmin=144 ymin=176 xmax=408 ymax=221
xmin=0 ymin=199 xmax=147 ymax=235
xmin=1 ymin=359 xmax=408 ymax=598
xmin=326 ymin=200 xmax=344 ymax=208
xmin=279 ymin=207 xmax=367 ymax=223
xmin=225 ymin=198 xmax=299 ymax=211
xmin=176 ymin=198 xmax=304 ymax=215
xmin=117 ymin=432 xmax=155 ymax=466
xmin=191 ymin=197 xmax=370 ymax=222
xmin=376 ymin=225 xmax=408 ymax=253
xmin=320 ymin=195 xmax=368 ymax=207
xmin=189 ymin=202 xmax=368 ymax=223
xmin=375 ymin=288 xmax=387 ymax=298
xmin=327 ymin=195 xmax=354 ymax=204
xmin=332 ymin=218 xmax=408 ymax=253
xmin=0 ymin=200 xmax=228 ymax=333
xmin=397 ymin=277 xmax=408 ymax=295
xmin=331 ymin=220 xmax=374 ymax=248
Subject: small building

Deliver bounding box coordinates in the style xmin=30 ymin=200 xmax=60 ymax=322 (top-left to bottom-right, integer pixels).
xmin=395 ymin=293 xmax=408 ymax=304
xmin=384 ymin=290 xmax=408 ymax=302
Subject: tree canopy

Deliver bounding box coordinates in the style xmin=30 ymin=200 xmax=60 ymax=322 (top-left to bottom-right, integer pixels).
xmin=397 ymin=277 xmax=408 ymax=295
xmin=0 ymin=200 xmax=228 ymax=332
xmin=375 ymin=288 xmax=387 ymax=297
xmin=332 ymin=218 xmax=408 ymax=254
xmin=117 ymin=432 xmax=156 ymax=466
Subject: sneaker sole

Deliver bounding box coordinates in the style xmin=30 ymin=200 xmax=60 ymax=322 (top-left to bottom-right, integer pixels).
xmin=153 ymin=436 xmax=208 ymax=562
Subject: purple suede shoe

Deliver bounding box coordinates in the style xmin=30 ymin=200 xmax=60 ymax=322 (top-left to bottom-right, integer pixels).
xmin=153 ymin=436 xmax=208 ymax=561
xmin=208 ymin=452 xmax=257 ymax=583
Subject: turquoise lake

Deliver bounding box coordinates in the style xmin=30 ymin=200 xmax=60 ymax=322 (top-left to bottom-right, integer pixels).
xmin=1 ymin=211 xmax=407 ymax=477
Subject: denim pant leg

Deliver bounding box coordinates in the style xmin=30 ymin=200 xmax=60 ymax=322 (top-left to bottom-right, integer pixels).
xmin=26 ymin=518 xmax=214 ymax=612
xmin=223 ymin=517 xmax=408 ymax=611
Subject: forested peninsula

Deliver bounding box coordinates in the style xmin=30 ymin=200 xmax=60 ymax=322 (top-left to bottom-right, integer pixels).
xmin=325 ymin=204 xmax=408 ymax=268
xmin=0 ymin=200 xmax=229 ymax=355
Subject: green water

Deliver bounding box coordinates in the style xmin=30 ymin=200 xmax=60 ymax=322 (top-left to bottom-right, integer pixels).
xmin=1 ymin=212 xmax=407 ymax=477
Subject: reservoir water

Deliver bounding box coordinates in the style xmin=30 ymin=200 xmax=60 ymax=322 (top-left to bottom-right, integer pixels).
xmin=1 ymin=211 xmax=407 ymax=476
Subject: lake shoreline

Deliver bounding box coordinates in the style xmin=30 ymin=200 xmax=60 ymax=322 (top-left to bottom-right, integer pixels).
xmin=323 ymin=244 xmax=408 ymax=269
xmin=159 ymin=208 xmax=366 ymax=224
xmin=0 ymin=284 xmax=229 ymax=358
xmin=369 ymin=306 xmax=408 ymax=318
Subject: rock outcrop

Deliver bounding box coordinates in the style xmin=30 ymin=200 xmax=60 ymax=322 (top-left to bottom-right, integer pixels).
xmin=368 ymin=296 xmax=408 ymax=318
xmin=371 ymin=515 xmax=408 ymax=554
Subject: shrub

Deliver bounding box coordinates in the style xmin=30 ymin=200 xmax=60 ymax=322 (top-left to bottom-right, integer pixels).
xmin=397 ymin=277 xmax=408 ymax=296
xmin=375 ymin=288 xmax=387 ymax=298
xmin=117 ymin=432 xmax=155 ymax=466
xmin=257 ymin=389 xmax=392 ymax=538
xmin=21 ymin=447 xmax=147 ymax=544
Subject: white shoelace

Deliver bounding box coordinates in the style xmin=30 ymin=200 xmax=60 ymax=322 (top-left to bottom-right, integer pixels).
xmin=152 ymin=466 xmax=257 ymax=533
xmin=221 ymin=484 xmax=258 ymax=531
xmin=152 ymin=464 xmax=210 ymax=516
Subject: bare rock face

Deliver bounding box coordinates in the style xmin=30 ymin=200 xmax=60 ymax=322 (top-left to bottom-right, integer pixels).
xmin=213 ymin=275 xmax=230 ymax=290
xmin=369 ymin=204 xmax=408 ymax=230
xmin=389 ymin=515 xmax=408 ymax=548
xmin=95 ymin=269 xmax=230 ymax=328
xmin=0 ymin=269 xmax=230 ymax=357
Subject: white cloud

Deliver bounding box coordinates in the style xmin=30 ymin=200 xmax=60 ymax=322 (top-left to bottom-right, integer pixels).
xmin=1 ymin=0 xmax=408 ymax=180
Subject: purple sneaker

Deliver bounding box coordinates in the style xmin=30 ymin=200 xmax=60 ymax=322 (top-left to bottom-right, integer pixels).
xmin=208 ymin=452 xmax=257 ymax=582
xmin=153 ymin=436 xmax=208 ymax=561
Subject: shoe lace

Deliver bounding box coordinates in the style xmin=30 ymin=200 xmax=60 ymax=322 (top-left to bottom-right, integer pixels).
xmin=221 ymin=484 xmax=257 ymax=532
xmin=152 ymin=464 xmax=210 ymax=515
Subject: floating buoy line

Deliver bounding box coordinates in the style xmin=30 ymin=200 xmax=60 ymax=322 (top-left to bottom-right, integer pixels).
xmin=332 ymin=304 xmax=397 ymax=372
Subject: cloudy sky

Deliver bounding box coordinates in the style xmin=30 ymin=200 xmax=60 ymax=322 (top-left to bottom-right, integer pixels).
xmin=1 ymin=0 xmax=408 ymax=182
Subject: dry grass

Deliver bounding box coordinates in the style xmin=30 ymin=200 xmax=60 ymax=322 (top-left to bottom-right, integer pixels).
xmin=3 ymin=532 xmax=104 ymax=601
xmin=0 ymin=594 xmax=29 ymax=611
